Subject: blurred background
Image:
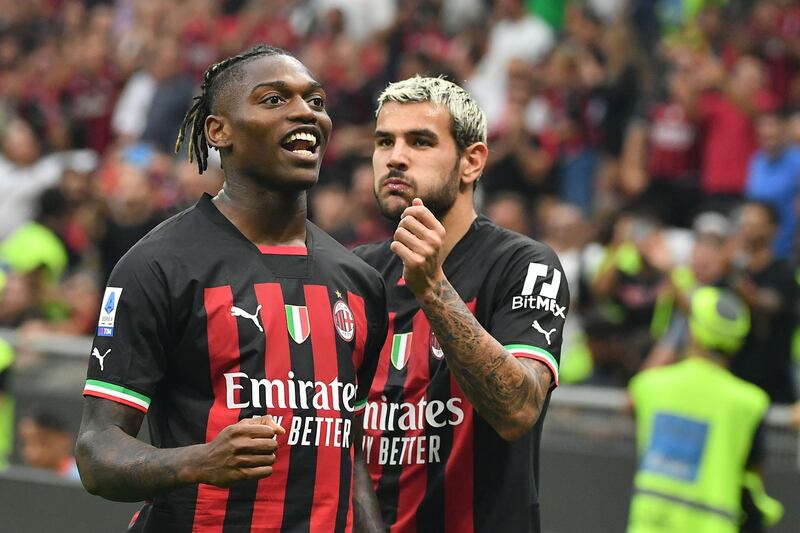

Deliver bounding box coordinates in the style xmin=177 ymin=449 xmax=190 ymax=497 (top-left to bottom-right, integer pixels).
xmin=0 ymin=0 xmax=797 ymax=531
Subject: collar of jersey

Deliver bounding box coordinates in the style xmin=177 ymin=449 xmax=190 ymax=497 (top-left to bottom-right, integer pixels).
xmin=196 ymin=193 xmax=314 ymax=258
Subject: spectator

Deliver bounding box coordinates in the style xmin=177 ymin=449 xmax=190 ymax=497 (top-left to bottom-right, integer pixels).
xmin=0 ymin=188 xmax=69 ymax=285
xmin=138 ymin=37 xmax=195 ymax=153
xmin=483 ymin=59 xmax=557 ymax=200
xmin=469 ymin=0 xmax=555 ymax=130
xmin=643 ymin=211 xmax=733 ymax=369
xmin=0 ymin=119 xmax=97 ymax=240
xmin=484 ymin=191 xmax=532 ymax=236
xmin=591 ymin=212 xmax=673 ymax=365
xmin=623 ymin=67 xmax=701 ymax=227
xmin=728 ymin=200 xmax=798 ymax=404
xmin=95 ymin=162 xmax=165 ymax=285
xmin=693 ymin=55 xmax=779 ymax=212
xmin=745 ymin=107 xmax=800 ymax=259
xmin=60 ymin=30 xmax=121 ymax=154
xmin=17 ymin=411 xmax=79 ymax=481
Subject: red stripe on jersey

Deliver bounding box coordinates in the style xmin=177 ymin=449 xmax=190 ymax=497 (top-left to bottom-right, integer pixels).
xmin=83 ymin=390 xmax=147 ymax=413
xmin=365 ymin=312 xmax=395 ymax=486
xmin=345 ymin=443 xmax=355 ymax=531
xmin=257 ymin=245 xmax=308 ymax=255
xmin=393 ymin=310 xmax=431 ymax=533
xmin=305 ymin=285 xmax=344 ymax=532
xmin=444 ymin=299 xmax=477 ymax=533
xmin=193 ymin=286 xmax=242 ymax=533
xmin=251 ymin=283 xmax=293 ymax=530
xmin=347 ymin=291 xmax=367 ymax=372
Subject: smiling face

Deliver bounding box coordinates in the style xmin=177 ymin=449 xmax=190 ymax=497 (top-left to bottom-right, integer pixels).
xmin=372 ymin=101 xmax=462 ymax=221
xmin=206 ymin=54 xmax=332 ymax=191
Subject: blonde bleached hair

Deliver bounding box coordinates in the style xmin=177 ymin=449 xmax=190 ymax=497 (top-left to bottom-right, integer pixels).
xmin=376 ymin=76 xmax=487 ymax=152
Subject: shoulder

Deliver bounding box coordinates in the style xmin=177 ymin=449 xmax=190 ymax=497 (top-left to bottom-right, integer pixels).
xmin=352 ymin=239 xmax=394 ymax=270
xmin=113 ymin=206 xmax=199 ymax=274
xmin=310 ymin=225 xmax=386 ymax=287
xmin=477 ymin=218 xmax=563 ymax=270
xmin=728 ymin=374 xmax=770 ymax=415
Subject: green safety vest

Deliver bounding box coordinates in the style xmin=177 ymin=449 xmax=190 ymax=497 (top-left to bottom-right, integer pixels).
xmin=0 ymin=338 xmax=14 ymax=468
xmin=627 ymin=357 xmax=770 ymax=533
xmin=0 ymin=221 xmax=68 ymax=282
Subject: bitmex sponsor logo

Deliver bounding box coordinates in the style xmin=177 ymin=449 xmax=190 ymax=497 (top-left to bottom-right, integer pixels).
xmin=224 ymin=371 xmax=356 ymax=448
xmin=511 ymin=262 xmax=566 ymax=318
xmin=361 ymin=396 xmax=465 ymax=465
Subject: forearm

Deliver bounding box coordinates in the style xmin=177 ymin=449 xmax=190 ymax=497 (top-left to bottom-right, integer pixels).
xmin=352 ymin=422 xmax=383 ymax=532
xmin=76 ymin=425 xmax=203 ymax=502
xmin=417 ymin=279 xmax=549 ymax=441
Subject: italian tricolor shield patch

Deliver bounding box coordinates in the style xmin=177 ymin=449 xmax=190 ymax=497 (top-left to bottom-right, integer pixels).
xmin=391 ymin=332 xmax=413 ymax=370
xmin=285 ymin=305 xmax=310 ymax=344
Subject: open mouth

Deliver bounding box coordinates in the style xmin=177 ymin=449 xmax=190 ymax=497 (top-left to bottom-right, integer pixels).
xmin=280 ymin=130 xmax=320 ymax=157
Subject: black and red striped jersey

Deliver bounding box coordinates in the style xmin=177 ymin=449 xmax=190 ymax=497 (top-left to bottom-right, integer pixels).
xmin=354 ymin=216 xmax=569 ymax=533
xmin=83 ymin=193 xmax=388 ymax=533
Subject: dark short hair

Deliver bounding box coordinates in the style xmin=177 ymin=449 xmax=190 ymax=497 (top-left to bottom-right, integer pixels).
xmin=175 ymin=44 xmax=294 ymax=174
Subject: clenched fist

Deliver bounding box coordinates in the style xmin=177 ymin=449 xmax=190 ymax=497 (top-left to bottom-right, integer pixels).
xmin=197 ymin=415 xmax=286 ymax=487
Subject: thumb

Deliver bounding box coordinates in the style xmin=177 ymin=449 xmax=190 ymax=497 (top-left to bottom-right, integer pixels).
xmin=412 ymin=197 xmax=424 ymax=207
xmin=261 ymin=414 xmax=286 ymax=435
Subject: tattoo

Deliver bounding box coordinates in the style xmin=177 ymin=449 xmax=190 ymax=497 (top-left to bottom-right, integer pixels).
xmin=419 ymin=279 xmax=551 ymax=440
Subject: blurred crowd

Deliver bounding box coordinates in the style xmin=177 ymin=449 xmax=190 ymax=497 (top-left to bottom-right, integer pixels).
xmin=0 ymin=0 xmax=799 ymax=472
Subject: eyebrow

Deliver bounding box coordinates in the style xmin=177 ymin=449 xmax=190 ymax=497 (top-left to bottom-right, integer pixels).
xmin=374 ymin=129 xmax=438 ymax=138
xmin=250 ymin=80 xmax=325 ymax=94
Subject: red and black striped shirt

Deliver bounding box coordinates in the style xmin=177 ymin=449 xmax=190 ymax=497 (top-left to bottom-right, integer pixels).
xmin=355 ymin=216 xmax=569 ymax=533
xmin=84 ymin=194 xmax=388 ymax=533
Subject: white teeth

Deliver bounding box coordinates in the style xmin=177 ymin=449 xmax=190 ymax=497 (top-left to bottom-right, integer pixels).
xmin=293 ymin=149 xmax=313 ymax=156
xmin=283 ymin=131 xmax=318 ymax=146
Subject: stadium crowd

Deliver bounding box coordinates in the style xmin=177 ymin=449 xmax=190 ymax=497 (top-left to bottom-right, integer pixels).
xmin=0 ymin=0 xmax=799 ymax=472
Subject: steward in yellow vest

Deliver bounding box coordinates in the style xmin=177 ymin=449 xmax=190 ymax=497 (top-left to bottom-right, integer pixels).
xmin=627 ymin=287 xmax=783 ymax=532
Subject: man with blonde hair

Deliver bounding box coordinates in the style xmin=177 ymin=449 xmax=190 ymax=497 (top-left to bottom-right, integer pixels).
xmin=355 ymin=76 xmax=569 ymax=532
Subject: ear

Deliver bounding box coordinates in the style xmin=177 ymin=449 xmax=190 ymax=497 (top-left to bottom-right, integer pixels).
xmin=205 ymin=114 xmax=232 ymax=149
xmin=460 ymin=141 xmax=489 ymax=187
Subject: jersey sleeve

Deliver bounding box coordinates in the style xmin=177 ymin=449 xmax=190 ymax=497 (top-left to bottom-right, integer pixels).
xmin=488 ymin=243 xmax=570 ymax=387
xmin=354 ymin=276 xmax=389 ymax=415
xmin=83 ymin=247 xmax=170 ymax=413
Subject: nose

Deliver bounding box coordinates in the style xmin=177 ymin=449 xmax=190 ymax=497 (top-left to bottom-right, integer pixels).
xmin=387 ymin=141 xmax=409 ymax=171
xmin=286 ymin=96 xmax=317 ymax=123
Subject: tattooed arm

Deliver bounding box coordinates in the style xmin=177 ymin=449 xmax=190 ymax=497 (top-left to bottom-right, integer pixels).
xmin=417 ymin=280 xmax=551 ymax=441
xmin=75 ymin=397 xmax=283 ymax=501
xmin=390 ymin=200 xmax=554 ymax=442
xmin=352 ymin=415 xmax=385 ymax=532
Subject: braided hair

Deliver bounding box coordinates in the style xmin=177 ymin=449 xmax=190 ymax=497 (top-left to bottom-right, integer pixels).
xmin=175 ymin=44 xmax=292 ymax=174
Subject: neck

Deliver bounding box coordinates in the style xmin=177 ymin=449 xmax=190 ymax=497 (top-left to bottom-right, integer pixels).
xmin=439 ymin=194 xmax=477 ymax=259
xmin=746 ymin=244 xmax=773 ymax=271
xmin=214 ymin=177 xmax=308 ymax=247
xmin=690 ymin=348 xmax=728 ymax=368
xmin=765 ymin=144 xmax=785 ymax=159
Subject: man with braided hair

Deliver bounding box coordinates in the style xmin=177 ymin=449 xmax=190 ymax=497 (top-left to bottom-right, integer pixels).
xmin=76 ymin=45 xmax=387 ymax=532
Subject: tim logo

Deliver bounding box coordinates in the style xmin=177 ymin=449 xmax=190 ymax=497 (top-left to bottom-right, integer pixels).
xmin=511 ymin=263 xmax=566 ymax=318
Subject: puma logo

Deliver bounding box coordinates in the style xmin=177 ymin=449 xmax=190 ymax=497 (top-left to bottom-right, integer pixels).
xmin=231 ymin=305 xmax=263 ymax=332
xmin=532 ymin=320 xmax=557 ymax=346
xmin=92 ymin=347 xmax=111 ymax=371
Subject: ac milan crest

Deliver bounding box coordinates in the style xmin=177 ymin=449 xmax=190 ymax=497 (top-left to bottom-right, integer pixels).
xmin=430 ymin=331 xmax=444 ymax=359
xmin=333 ymin=299 xmax=355 ymax=342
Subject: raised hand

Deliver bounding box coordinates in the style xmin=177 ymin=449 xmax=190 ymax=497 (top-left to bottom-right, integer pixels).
xmin=390 ymin=198 xmax=447 ymax=296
